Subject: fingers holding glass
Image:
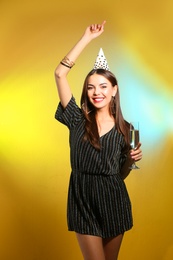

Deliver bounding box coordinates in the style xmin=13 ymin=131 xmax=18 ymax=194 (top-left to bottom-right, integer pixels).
xmin=129 ymin=122 xmax=140 ymax=170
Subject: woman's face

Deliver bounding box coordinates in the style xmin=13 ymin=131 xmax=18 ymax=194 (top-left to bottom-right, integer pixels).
xmin=87 ymin=74 xmax=117 ymax=110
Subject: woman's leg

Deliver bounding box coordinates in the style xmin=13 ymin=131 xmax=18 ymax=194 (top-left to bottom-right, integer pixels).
xmin=103 ymin=234 xmax=124 ymax=260
xmin=76 ymin=233 xmax=105 ymax=260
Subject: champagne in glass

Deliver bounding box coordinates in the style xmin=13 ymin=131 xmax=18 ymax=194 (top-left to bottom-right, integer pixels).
xmin=129 ymin=122 xmax=140 ymax=170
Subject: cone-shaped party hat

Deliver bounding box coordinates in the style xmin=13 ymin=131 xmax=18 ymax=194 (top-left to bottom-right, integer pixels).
xmin=93 ymin=48 xmax=110 ymax=71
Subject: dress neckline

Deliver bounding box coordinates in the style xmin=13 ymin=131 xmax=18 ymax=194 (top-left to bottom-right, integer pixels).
xmin=99 ymin=125 xmax=115 ymax=138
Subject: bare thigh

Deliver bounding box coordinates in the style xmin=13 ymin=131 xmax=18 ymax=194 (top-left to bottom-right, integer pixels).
xmin=103 ymin=234 xmax=124 ymax=260
xmin=76 ymin=233 xmax=105 ymax=260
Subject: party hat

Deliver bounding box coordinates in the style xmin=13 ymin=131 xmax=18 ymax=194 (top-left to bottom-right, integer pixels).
xmin=93 ymin=48 xmax=110 ymax=71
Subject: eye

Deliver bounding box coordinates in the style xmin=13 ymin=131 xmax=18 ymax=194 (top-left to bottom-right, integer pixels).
xmin=87 ymin=86 xmax=94 ymax=90
xmin=101 ymin=85 xmax=107 ymax=89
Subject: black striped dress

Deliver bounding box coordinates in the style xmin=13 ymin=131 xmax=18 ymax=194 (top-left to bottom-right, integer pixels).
xmin=55 ymin=96 xmax=133 ymax=238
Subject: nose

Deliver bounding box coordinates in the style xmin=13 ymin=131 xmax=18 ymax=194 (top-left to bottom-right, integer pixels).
xmin=93 ymin=86 xmax=100 ymax=95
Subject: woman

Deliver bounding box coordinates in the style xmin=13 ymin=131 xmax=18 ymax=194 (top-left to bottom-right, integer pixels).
xmin=54 ymin=21 xmax=142 ymax=260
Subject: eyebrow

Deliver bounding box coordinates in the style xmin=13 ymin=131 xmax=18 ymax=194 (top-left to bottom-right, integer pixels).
xmin=87 ymin=83 xmax=108 ymax=87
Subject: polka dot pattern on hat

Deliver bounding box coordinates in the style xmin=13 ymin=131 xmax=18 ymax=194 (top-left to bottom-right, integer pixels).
xmin=93 ymin=48 xmax=110 ymax=71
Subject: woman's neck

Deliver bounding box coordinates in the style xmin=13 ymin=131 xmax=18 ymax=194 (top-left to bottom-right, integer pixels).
xmin=95 ymin=109 xmax=114 ymax=122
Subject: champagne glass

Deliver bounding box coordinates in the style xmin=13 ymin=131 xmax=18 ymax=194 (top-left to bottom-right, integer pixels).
xmin=129 ymin=122 xmax=140 ymax=170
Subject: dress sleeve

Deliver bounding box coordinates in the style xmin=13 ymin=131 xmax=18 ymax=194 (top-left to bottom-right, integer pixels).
xmin=119 ymin=153 xmax=127 ymax=169
xmin=55 ymin=96 xmax=83 ymax=129
xmin=119 ymin=140 xmax=128 ymax=169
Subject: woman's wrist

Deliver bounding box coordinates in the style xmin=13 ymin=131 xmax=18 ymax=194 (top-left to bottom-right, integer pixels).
xmin=80 ymin=34 xmax=93 ymax=45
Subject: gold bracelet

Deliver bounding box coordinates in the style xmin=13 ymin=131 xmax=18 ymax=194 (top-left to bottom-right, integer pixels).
xmin=60 ymin=61 xmax=71 ymax=69
xmin=61 ymin=56 xmax=75 ymax=68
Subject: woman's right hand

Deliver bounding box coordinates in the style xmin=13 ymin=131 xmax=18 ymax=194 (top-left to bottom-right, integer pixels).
xmin=82 ymin=21 xmax=106 ymax=41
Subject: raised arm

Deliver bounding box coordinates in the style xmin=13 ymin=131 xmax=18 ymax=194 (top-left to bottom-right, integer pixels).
xmin=54 ymin=21 xmax=106 ymax=108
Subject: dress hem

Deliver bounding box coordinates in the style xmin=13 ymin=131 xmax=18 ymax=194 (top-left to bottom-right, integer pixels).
xmin=67 ymin=226 xmax=133 ymax=239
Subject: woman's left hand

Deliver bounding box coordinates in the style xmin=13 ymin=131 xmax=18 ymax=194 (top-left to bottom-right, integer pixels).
xmin=83 ymin=21 xmax=106 ymax=41
xmin=130 ymin=142 xmax=142 ymax=161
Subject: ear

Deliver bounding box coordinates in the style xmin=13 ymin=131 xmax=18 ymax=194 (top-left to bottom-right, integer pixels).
xmin=112 ymin=85 xmax=118 ymax=97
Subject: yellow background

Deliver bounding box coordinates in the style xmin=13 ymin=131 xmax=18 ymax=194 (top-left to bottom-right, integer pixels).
xmin=0 ymin=0 xmax=173 ymax=259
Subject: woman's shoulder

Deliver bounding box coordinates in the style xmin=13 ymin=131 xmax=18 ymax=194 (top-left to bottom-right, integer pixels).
xmin=55 ymin=96 xmax=84 ymax=128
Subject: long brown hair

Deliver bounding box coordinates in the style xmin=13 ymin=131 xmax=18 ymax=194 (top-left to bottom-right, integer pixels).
xmin=80 ymin=69 xmax=129 ymax=151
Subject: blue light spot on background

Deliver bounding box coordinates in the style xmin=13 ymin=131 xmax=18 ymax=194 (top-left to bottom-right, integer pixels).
xmin=112 ymin=52 xmax=173 ymax=147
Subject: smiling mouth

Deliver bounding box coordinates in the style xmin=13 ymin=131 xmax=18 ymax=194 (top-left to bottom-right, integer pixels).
xmin=93 ymin=97 xmax=104 ymax=102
